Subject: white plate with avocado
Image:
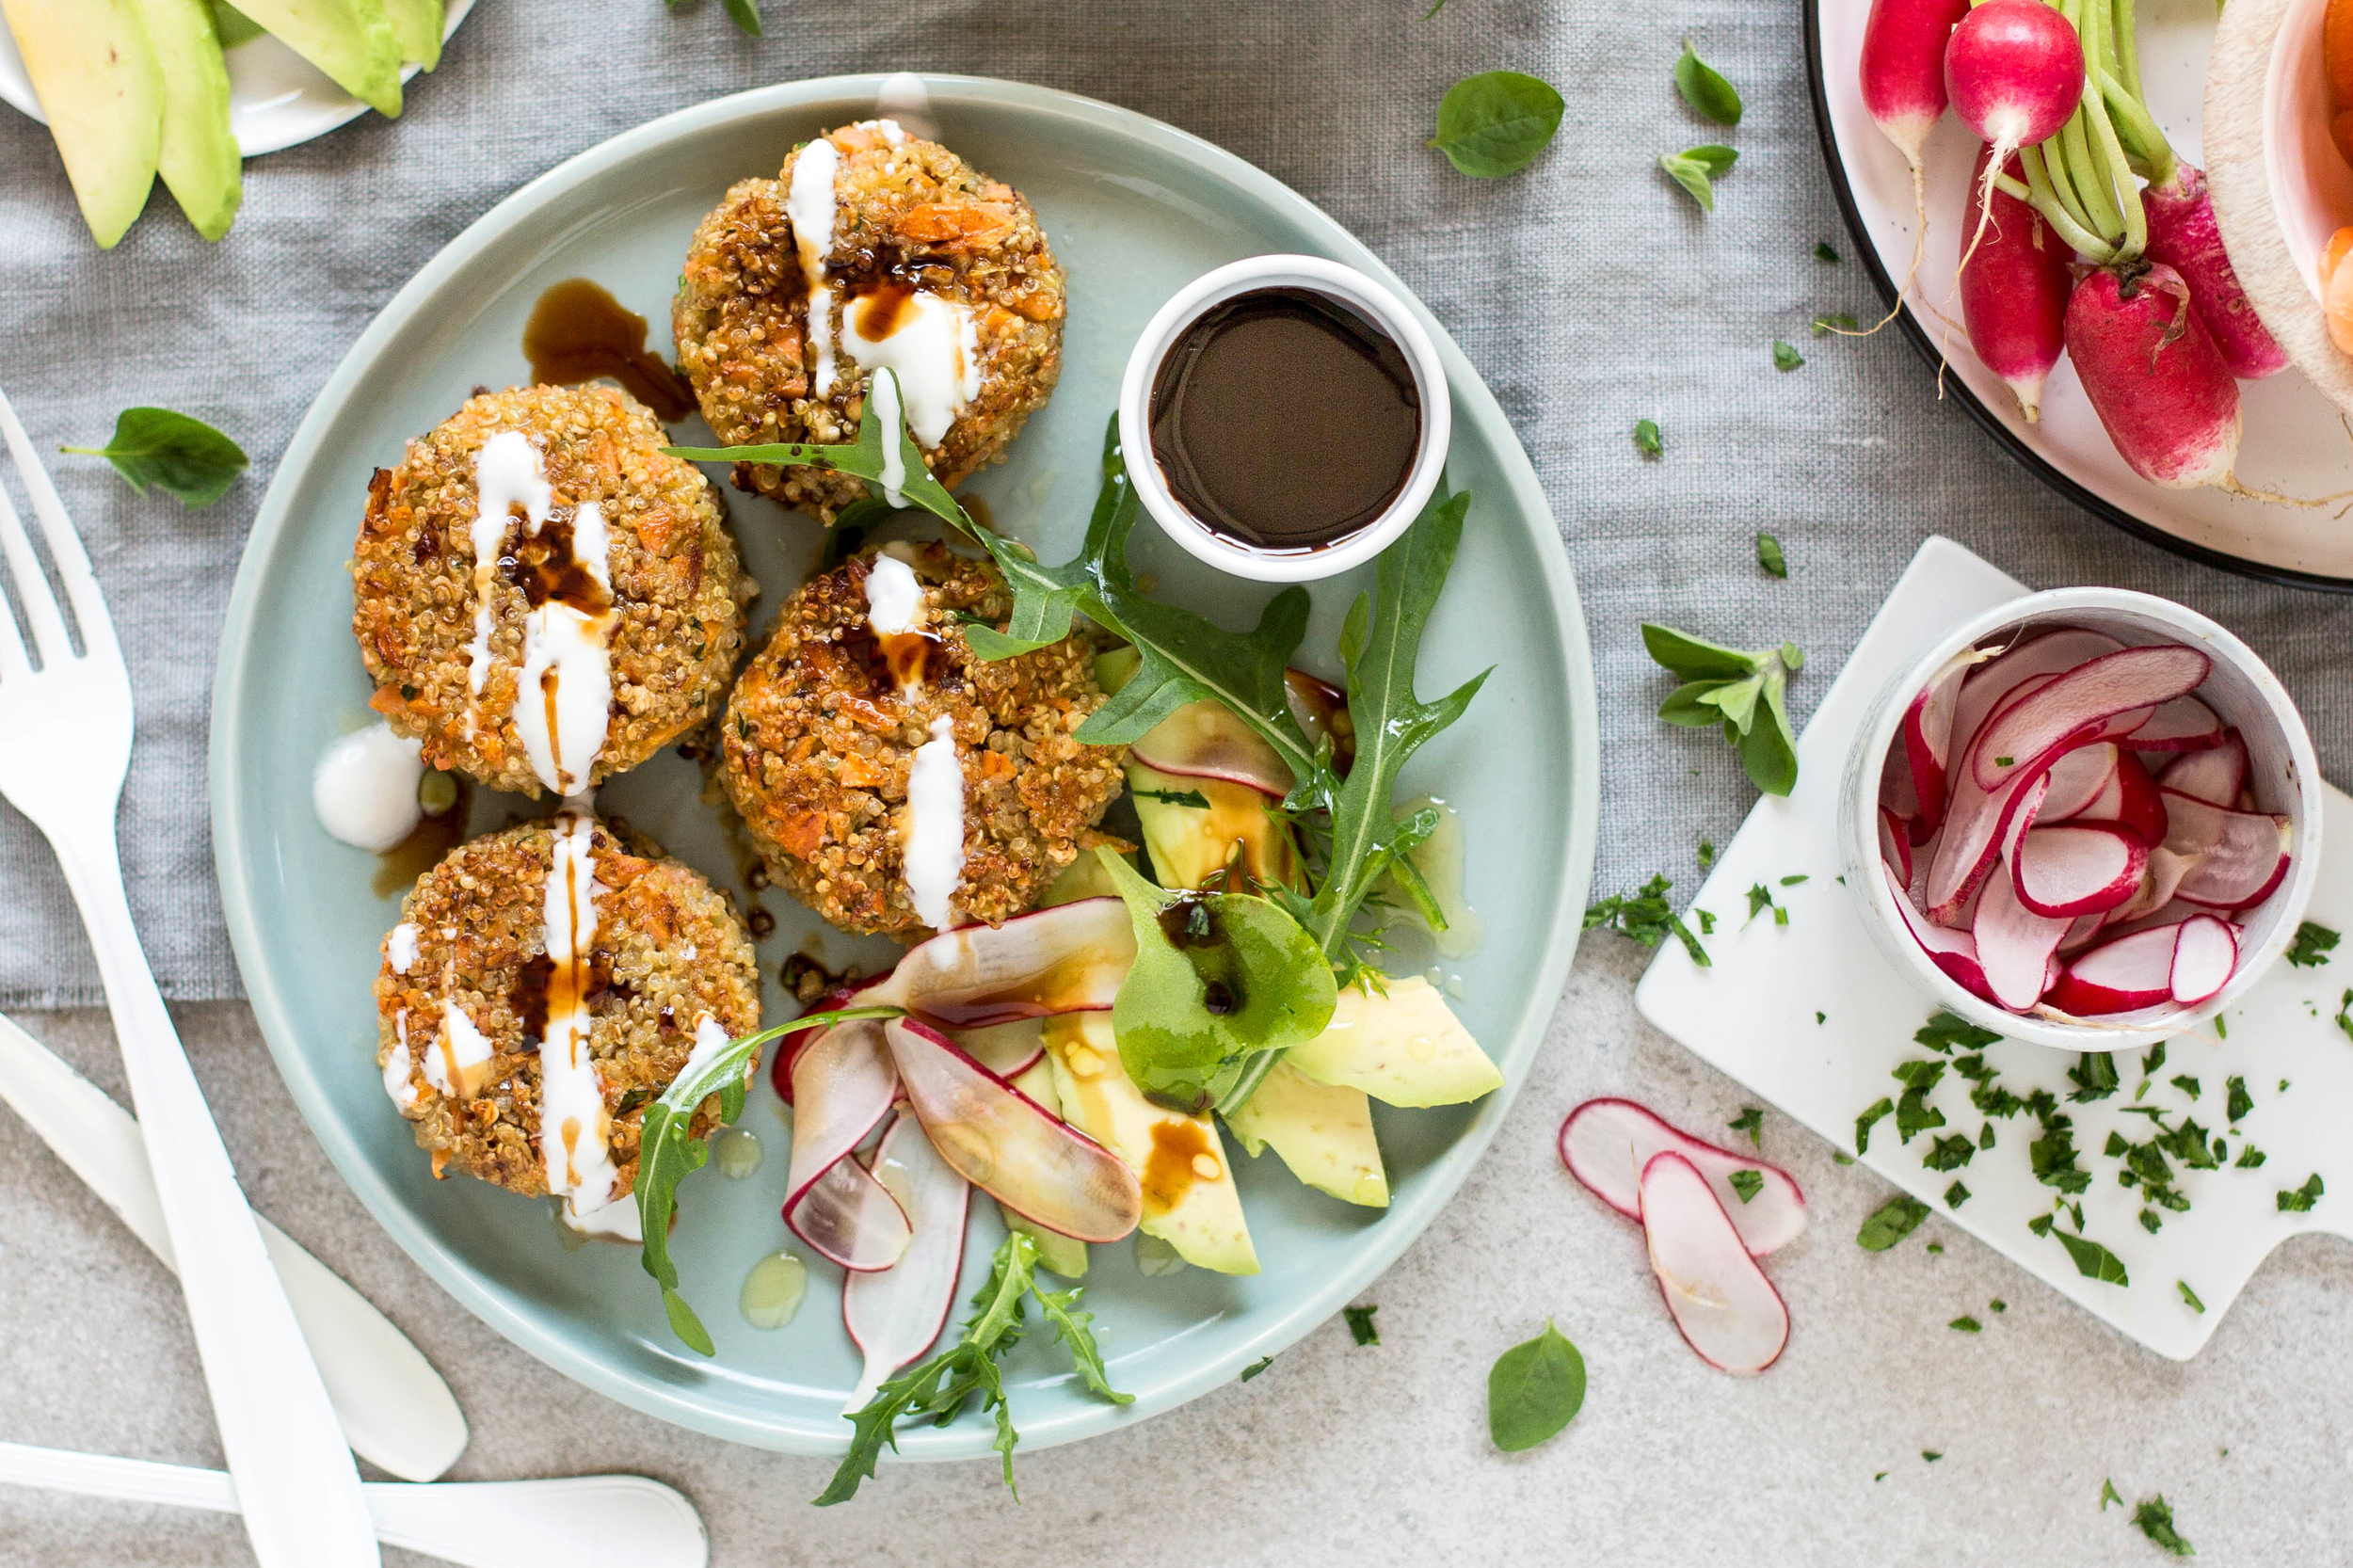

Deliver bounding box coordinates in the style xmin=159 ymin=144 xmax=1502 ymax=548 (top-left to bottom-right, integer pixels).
xmin=0 ymin=0 xmax=472 ymax=243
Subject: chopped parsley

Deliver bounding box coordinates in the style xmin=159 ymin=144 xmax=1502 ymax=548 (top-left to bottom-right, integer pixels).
xmin=1728 ymin=1107 xmax=1764 ymax=1146
xmin=2129 ymin=1495 xmax=2196 ymax=1557
xmin=1918 ymin=1012 xmax=2002 ymax=1053
xmin=1989 ymin=1299 xmax=2006 ymax=1313
xmin=1948 ymin=1315 xmax=1980 ymax=1333
xmin=2176 ymin=1281 xmax=2204 ymax=1313
xmin=1923 ymin=1134 xmax=1975 ymax=1172
xmin=1744 ymin=883 xmax=1786 ymax=927
xmin=1854 ymin=1096 xmax=1894 ymax=1155
xmin=2226 ymin=1076 xmax=2252 ymax=1125
xmin=1857 ymin=1193 xmax=1929 ymax=1251
xmin=2066 ymin=1052 xmax=2121 ymax=1102
xmin=1343 ymin=1305 xmax=1381 ymax=1345
xmin=1922 ymin=1450 xmax=1942 ymax=1463
xmin=1944 ymin=1181 xmax=1971 ymax=1208
xmin=2284 ymin=920 xmax=2339 ymax=967
xmin=2169 ymin=1074 xmax=2201 ymax=1101
xmin=1816 ymin=240 xmax=1841 ymax=262
xmin=2233 ymin=1143 xmax=2266 ymax=1169
xmin=1584 ymin=874 xmax=1709 ymax=967
xmin=1240 ymin=1355 xmax=1273 ymax=1382
xmin=1634 ymin=418 xmax=1665 ymax=457
xmin=1809 ymin=312 xmax=1860 ymax=335
xmin=1729 ymin=1169 xmax=1765 ymax=1204
xmin=1772 ymin=340 xmax=1804 ymax=371
xmin=1892 ymin=1060 xmax=1948 ymax=1143
xmin=2052 ymin=1229 xmax=2130 ymax=1287
xmin=2278 ymin=1173 xmax=2325 ymax=1212
xmin=1697 ymin=837 xmax=1716 ymax=873
xmin=2101 ymin=1479 xmax=2123 ymax=1511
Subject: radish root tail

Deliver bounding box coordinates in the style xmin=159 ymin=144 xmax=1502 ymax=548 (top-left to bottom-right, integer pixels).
xmin=1955 ymin=140 xmax=2011 ymax=278
xmin=1858 ymin=161 xmax=1929 ymax=335
xmin=2219 ymin=474 xmax=2353 ymax=509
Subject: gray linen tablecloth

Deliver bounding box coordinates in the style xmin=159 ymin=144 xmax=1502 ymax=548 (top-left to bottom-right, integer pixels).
xmin=8 ymin=7 xmax=2353 ymax=1567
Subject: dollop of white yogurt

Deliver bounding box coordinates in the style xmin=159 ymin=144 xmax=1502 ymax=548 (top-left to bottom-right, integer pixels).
xmin=312 ymin=723 xmax=424 ymax=853
xmin=863 ymin=552 xmax=923 ymax=636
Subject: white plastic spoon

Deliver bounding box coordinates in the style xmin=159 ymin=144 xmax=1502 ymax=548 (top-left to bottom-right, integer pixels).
xmin=0 ymin=1012 xmax=466 ymax=1480
xmin=0 ymin=1443 xmax=708 ymax=1568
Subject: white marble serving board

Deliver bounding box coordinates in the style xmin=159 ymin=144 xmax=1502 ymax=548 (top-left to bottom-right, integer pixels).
xmin=1635 ymin=536 xmax=2353 ymax=1360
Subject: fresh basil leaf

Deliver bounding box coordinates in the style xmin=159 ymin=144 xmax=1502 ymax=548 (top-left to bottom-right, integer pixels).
xmin=1858 ymin=1193 xmax=1929 ymax=1250
xmin=1432 ymin=71 xmax=1565 ymax=178
xmin=1486 ymin=1320 xmax=1586 ymax=1451
xmin=1343 ymin=1304 xmax=1381 ymax=1345
xmin=2053 ymin=1228 xmax=2130 ymax=1285
xmin=1772 ymin=340 xmax=1804 ymax=372
xmin=1756 ymin=532 xmax=1787 ymax=578
xmin=639 ymin=1004 xmax=901 ymax=1352
xmin=1673 ymin=40 xmax=1742 ymax=125
xmin=1739 ymin=665 xmax=1800 ymax=797
xmin=1703 ymin=674 xmax=1764 ymax=732
xmin=62 ymin=408 xmax=248 ymax=508
xmin=1634 ymin=418 xmax=1664 ymax=456
xmin=1101 ymin=849 xmax=1336 ymax=1112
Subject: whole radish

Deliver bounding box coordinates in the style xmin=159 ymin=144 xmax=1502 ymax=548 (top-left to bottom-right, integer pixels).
xmin=1944 ymin=0 xmax=2085 ymax=265
xmin=1958 ymin=144 xmax=2073 ymax=423
xmin=2064 ymin=261 xmax=2240 ymax=489
xmin=1860 ymin=0 xmax=1974 ymax=293
xmin=2141 ymin=165 xmax=2289 ymax=378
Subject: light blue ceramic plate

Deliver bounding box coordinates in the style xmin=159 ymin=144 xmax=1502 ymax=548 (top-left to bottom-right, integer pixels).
xmin=210 ymin=74 xmax=1599 ymax=1458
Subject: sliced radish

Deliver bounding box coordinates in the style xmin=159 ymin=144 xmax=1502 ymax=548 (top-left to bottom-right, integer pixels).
xmin=1995 ymin=769 xmax=2053 ymax=871
xmin=883 ymin=1017 xmax=1142 ymax=1242
xmin=782 ymin=1018 xmax=912 ymax=1272
xmin=1885 ymin=863 xmax=1996 ymax=1002
xmin=841 ymin=1112 xmax=972 ymax=1413
xmin=1881 ymin=737 xmax=1922 ymax=828
xmin=2161 ymin=791 xmax=2292 ymax=909
xmin=1558 ymin=1098 xmax=1806 ymax=1256
xmin=2038 ymin=743 xmax=2118 ymax=822
xmin=1923 ymin=753 xmax=2041 ymax=924
xmin=1972 ymin=646 xmax=2211 ymax=792
xmin=856 ymin=897 xmax=1135 ymax=1028
xmin=1879 ymin=806 xmax=1913 ymax=886
xmin=1127 ymin=697 xmax=1295 ymax=798
xmin=2102 ymin=846 xmax=2196 ymax=929
xmin=2169 ymin=915 xmax=2238 ymax=1005
xmin=2160 ymin=730 xmax=2249 ymax=808
xmin=1639 ymin=1152 xmax=1790 ymax=1375
xmin=2012 ymin=823 xmax=2149 ymax=918
xmin=952 ymin=1017 xmax=1048 ymax=1080
xmin=1975 ymin=861 xmax=2071 ymax=1009
xmin=2105 ymin=748 xmax=2171 ymax=847
xmin=771 ymin=985 xmax=861 ymax=1106
xmin=2129 ymin=694 xmax=2225 ymax=753
xmin=2045 ymin=925 xmax=2181 ymax=1015
xmin=1947 ymin=629 xmax=2123 ymax=761
xmin=2057 ymin=910 xmax=2106 ymax=952
xmin=1902 ymin=649 xmax=1983 ymax=836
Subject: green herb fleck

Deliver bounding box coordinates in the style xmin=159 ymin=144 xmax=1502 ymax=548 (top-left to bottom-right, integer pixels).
xmin=62 ymin=408 xmax=248 ymax=508
xmin=1240 ymin=1355 xmax=1273 ymax=1382
xmin=1949 ymin=1315 xmax=1980 ymax=1333
xmin=2143 ymin=1041 xmax=2168 ymax=1077
xmin=2279 ymin=1173 xmax=2325 ymax=1212
xmin=2234 ymin=1143 xmax=2266 ymax=1169
xmin=2067 ymin=1052 xmax=2121 ymax=1102
xmin=1728 ymin=1107 xmax=1763 ymax=1145
xmin=1658 ymin=144 xmax=1737 ymax=210
xmin=1816 ymin=241 xmax=1842 ymax=263
xmin=1697 ymin=837 xmax=1716 ymax=873
xmin=1918 ymin=1013 xmax=2001 ymax=1053
xmin=1874 ymin=1470 xmax=1888 ymax=1481
xmin=1989 ymin=1299 xmax=2006 ymax=1313
xmin=1855 ymin=1096 xmax=1894 ymax=1156
xmin=1756 ymin=532 xmax=1787 ymax=578
xmin=2169 ymin=1074 xmax=2201 ymax=1100
xmin=2129 ymin=1495 xmax=2196 ymax=1556
xmin=1585 ymin=873 xmax=1709 ymax=967
xmin=1945 ymin=1180 xmax=1971 ymax=1208
xmin=1729 ymin=1168 xmax=1765 ymax=1204
xmin=1343 ymin=1304 xmax=1381 ymax=1345
xmin=1923 ymin=1134 xmax=1975 ymax=1172
xmin=1810 ymin=312 xmax=1860 ymax=335
xmin=2226 ymin=1076 xmax=2252 ymax=1124
xmin=1817 ymin=1011 xmax=1828 ymax=1025
xmin=1486 ymin=1320 xmax=1586 ymax=1451
xmin=2052 ymin=1229 xmax=2130 ymax=1287
xmin=1673 ymin=39 xmax=1742 ymax=124
xmin=2101 ymin=1479 xmax=2123 ymax=1511
xmin=2286 ymin=920 xmax=2339 ymax=967
xmin=1858 ymin=1193 xmax=1930 ymax=1251
xmin=2177 ymin=1280 xmax=2205 ymax=1313
xmin=1433 ymin=71 xmax=1565 ymax=177
xmin=1923 ymin=1450 xmax=1943 ymax=1463
xmin=1772 ymin=341 xmax=1804 ymax=372
xmin=1634 ymin=418 xmax=1664 ymax=457
xmin=1833 ymin=1150 xmax=1855 ymax=1164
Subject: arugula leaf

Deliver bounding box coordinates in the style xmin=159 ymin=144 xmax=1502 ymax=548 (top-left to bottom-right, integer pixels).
xmin=1772 ymin=341 xmax=1805 ymax=372
xmin=1858 ymin=1194 xmax=1929 ymax=1250
xmin=2284 ymin=920 xmax=2339 ymax=967
xmin=2053 ymin=1229 xmax=2130 ymax=1286
xmin=2130 ymin=1496 xmax=2196 ymax=1557
xmin=1101 ymin=849 xmax=1335 ymax=1112
xmin=1659 ymin=146 xmax=1737 ymax=211
xmin=1641 ymin=624 xmax=1803 ymax=796
xmin=1343 ymin=1304 xmax=1381 ymax=1345
xmin=1432 ymin=71 xmax=1565 ymax=177
xmin=1585 ymin=873 xmax=1709 ymax=967
xmin=1756 ymin=532 xmax=1787 ymax=578
xmin=638 ymin=1004 xmax=901 ymax=1353
xmin=1729 ymin=1168 xmax=1765 ymax=1204
xmin=1634 ymin=418 xmax=1664 ymax=456
xmin=62 ymin=408 xmax=247 ymax=507
xmin=1033 ymin=1279 xmax=1133 ymax=1407
xmin=1673 ymin=40 xmax=1742 ymax=125
xmin=664 ymin=368 xmax=969 ymax=536
xmin=1487 ymin=1320 xmax=1586 ymax=1451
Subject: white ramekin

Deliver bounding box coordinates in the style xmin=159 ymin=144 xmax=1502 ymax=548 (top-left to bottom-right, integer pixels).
xmin=1115 ymin=254 xmax=1451 ymax=584
xmin=1838 ymin=587 xmax=2324 ymax=1052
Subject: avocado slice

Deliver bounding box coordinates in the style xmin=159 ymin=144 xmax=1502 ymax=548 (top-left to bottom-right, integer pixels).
xmin=130 ymin=0 xmax=239 ymax=240
xmin=232 ymin=0 xmax=401 ymax=116
xmin=1128 ymin=760 xmax=1300 ymax=892
xmin=1043 ymin=1013 xmax=1257 ymax=1275
xmin=1289 ymin=974 xmax=1503 ymax=1108
xmin=2 ymin=0 xmax=161 ymax=248
xmin=1038 ymin=846 xmax=1125 ymax=907
xmin=377 ymin=0 xmax=438 ymax=68
xmin=999 ymin=1059 xmax=1088 ymax=1278
xmin=1223 ymin=1061 xmax=1388 ymax=1208
xmin=210 ymin=0 xmax=263 ymax=43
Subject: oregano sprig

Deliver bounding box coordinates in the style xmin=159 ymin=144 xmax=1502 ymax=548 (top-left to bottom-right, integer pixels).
xmin=1642 ymin=623 xmax=1805 ymax=795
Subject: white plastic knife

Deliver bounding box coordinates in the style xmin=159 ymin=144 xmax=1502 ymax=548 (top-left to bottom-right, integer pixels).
xmin=0 ymin=1011 xmax=467 ymax=1481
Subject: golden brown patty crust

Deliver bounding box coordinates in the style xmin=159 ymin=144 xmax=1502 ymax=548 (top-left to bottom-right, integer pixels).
xmin=719 ymin=543 xmax=1124 ymax=938
xmin=374 ymin=817 xmax=761 ymax=1198
xmin=672 ymin=123 xmax=1065 ymax=523
xmin=353 ymin=383 xmax=748 ymax=796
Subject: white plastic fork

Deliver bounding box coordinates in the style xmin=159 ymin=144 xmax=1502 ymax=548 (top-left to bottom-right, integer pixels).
xmin=0 ymin=386 xmax=378 ymax=1566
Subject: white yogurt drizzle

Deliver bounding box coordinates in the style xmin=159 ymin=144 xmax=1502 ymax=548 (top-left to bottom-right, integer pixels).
xmin=863 ymin=550 xmax=923 ymax=636
xmin=874 ymin=74 xmax=935 ymax=140
xmin=312 ymin=723 xmax=424 ymax=853
xmin=842 ymin=294 xmax=982 ymax=451
xmin=680 ymin=1013 xmax=736 ymax=1085
xmin=559 ymin=1196 xmax=643 ymax=1242
xmin=387 ymin=922 xmax=420 ymax=975
xmin=788 ymin=136 xmax=842 ymax=400
xmin=383 ymin=1011 xmax=420 ymax=1111
xmin=424 ymin=997 xmax=494 ymax=1098
xmin=537 ymin=808 xmax=622 ymax=1221
xmin=904 ymin=715 xmax=967 ymax=930
xmin=869 ymin=369 xmax=910 ymax=506
xmin=468 ymin=433 xmax=552 ymax=705
xmin=514 ymin=500 xmax=616 ymax=798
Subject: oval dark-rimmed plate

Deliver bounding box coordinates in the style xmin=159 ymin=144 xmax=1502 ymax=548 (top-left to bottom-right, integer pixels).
xmin=1807 ymin=0 xmax=2353 ymax=592
xmin=209 ymin=74 xmax=1600 ymax=1457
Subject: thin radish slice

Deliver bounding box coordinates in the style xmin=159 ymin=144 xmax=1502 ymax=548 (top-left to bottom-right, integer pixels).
xmin=856 ymin=897 xmax=1136 ymax=1028
xmin=2169 ymin=915 xmax=2238 ymax=1005
xmin=783 ymin=1019 xmax=912 ymax=1272
xmin=1881 ymin=736 xmax=1922 ymax=827
xmin=952 ymin=1017 xmax=1048 ymax=1081
xmin=1879 ymin=807 xmax=1913 ymax=886
xmin=2102 ymin=846 xmax=2196 ymax=929
xmin=1908 ymin=824 xmax=1941 ymax=907
xmin=884 ymin=1017 xmax=1143 ymax=1242
xmin=2129 ymin=695 xmax=2225 ymax=754
xmin=2013 ymin=824 xmax=2149 ymax=918
xmin=1885 ymin=864 xmax=1996 ymax=1002
xmin=2059 ymin=910 xmax=2105 ymax=952
xmin=1995 ymin=770 xmax=2053 ymax=872
xmin=1973 ymin=646 xmax=2212 ymax=792
xmin=841 ymin=1112 xmax=972 ymax=1413
xmin=1639 ymin=1152 xmax=1790 ymax=1375
xmin=2107 ymin=749 xmax=2171 ymax=847
xmin=1558 ymin=1098 xmax=1807 ymax=1256
xmin=772 ymin=985 xmax=861 ymax=1105
xmin=1126 ymin=697 xmax=1295 ymax=798
xmin=1924 ymin=753 xmax=2041 ymax=924
xmin=2045 ymin=925 xmax=2181 ymax=1015
xmin=2161 ymin=730 xmax=2249 ymax=808
xmin=2038 ymin=743 xmax=2118 ymax=822
xmin=1948 ymin=631 xmax=2122 ymax=756
xmin=2161 ymin=792 xmax=2293 ymax=909
xmin=1902 ymin=649 xmax=1984 ymax=836
xmin=1976 ymin=861 xmax=2071 ymax=1010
